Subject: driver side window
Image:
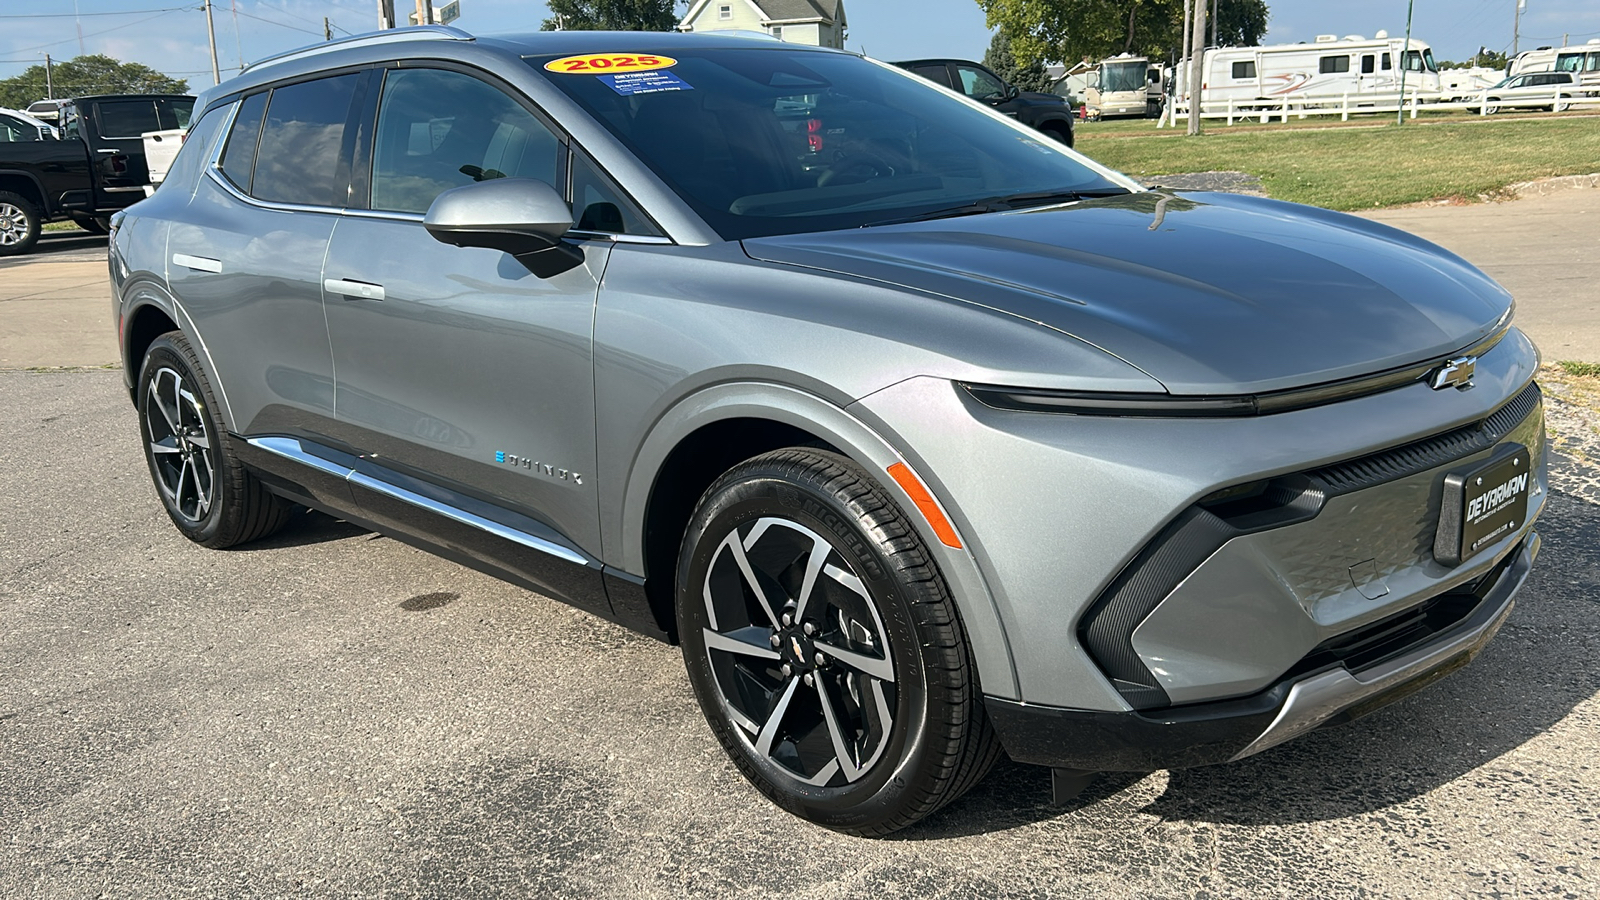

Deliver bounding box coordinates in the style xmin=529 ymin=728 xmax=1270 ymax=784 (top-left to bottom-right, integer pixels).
xmin=371 ymin=67 xmax=562 ymax=215
xmin=955 ymin=66 xmax=1007 ymax=100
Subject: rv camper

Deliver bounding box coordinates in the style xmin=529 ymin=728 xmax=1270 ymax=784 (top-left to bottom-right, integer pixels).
xmin=1175 ymin=33 xmax=1441 ymax=109
xmin=1508 ymin=40 xmax=1600 ymax=91
xmin=1087 ymin=54 xmax=1166 ymax=117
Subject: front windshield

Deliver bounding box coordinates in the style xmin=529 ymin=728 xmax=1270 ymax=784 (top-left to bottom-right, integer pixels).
xmin=1100 ymin=62 xmax=1146 ymax=94
xmin=531 ymin=48 xmax=1127 ymax=240
xmin=1402 ymin=49 xmax=1437 ymax=73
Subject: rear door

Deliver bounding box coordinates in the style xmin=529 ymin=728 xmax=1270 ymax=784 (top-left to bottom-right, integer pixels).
xmin=166 ymin=72 xmax=366 ymax=441
xmin=86 ymin=96 xmax=195 ymax=195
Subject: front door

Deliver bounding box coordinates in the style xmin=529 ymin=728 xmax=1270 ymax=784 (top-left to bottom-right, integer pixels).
xmin=319 ymin=65 xmax=611 ymax=601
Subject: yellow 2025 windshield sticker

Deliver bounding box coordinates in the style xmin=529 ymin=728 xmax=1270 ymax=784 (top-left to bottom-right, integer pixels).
xmin=544 ymin=53 xmax=678 ymax=74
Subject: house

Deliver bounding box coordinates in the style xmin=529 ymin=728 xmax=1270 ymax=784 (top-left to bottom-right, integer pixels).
xmin=678 ymin=0 xmax=847 ymax=50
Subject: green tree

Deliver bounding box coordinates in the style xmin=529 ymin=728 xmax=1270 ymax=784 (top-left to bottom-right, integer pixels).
xmin=976 ymin=0 xmax=1269 ymax=68
xmin=1437 ymin=49 xmax=1508 ymax=70
xmin=983 ymin=28 xmax=1055 ymax=93
xmin=542 ymin=0 xmax=680 ymax=31
xmin=0 ymin=54 xmax=188 ymax=109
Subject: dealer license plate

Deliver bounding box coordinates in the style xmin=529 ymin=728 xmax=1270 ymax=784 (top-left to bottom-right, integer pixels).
xmin=1434 ymin=445 xmax=1531 ymax=566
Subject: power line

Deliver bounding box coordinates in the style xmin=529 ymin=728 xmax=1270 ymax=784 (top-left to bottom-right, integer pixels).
xmin=0 ymin=6 xmax=193 ymax=18
xmin=0 ymin=8 xmax=194 ymax=60
xmin=230 ymin=8 xmax=323 ymax=38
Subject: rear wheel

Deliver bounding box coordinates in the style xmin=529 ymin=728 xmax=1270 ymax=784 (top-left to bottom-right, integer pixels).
xmin=69 ymin=214 xmax=109 ymax=235
xmin=1483 ymin=100 xmax=1500 ymax=115
xmin=1554 ymin=96 xmax=1571 ymax=112
xmin=0 ymin=191 xmax=41 ymax=256
xmin=138 ymin=331 xmax=291 ymax=548
xmin=677 ymin=449 xmax=999 ymax=836
xmin=1039 ymin=121 xmax=1074 ymax=148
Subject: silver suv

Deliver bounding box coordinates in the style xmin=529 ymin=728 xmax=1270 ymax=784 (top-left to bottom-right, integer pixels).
xmin=112 ymin=27 xmax=1546 ymax=835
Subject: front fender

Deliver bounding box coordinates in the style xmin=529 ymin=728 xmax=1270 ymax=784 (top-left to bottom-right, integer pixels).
xmin=616 ymin=380 xmax=1020 ymax=700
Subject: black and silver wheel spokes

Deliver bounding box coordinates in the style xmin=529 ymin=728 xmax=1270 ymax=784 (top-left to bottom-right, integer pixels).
xmin=701 ymin=517 xmax=897 ymax=787
xmin=146 ymin=366 xmax=215 ymax=523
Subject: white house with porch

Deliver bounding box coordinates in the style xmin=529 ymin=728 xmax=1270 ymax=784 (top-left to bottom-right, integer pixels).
xmin=678 ymin=0 xmax=847 ymax=50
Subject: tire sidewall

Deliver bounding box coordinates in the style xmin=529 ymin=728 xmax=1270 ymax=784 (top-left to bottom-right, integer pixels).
xmin=0 ymin=191 xmax=41 ymax=257
xmin=137 ymin=335 xmax=228 ymax=544
xmin=677 ymin=464 xmax=939 ymax=830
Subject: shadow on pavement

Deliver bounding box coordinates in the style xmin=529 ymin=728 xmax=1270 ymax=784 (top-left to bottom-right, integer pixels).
xmin=902 ymin=490 xmax=1600 ymax=836
xmin=235 ymin=507 xmax=371 ymax=551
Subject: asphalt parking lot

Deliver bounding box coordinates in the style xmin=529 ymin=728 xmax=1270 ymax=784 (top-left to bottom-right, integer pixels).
xmin=2 ymin=198 xmax=1598 ymax=896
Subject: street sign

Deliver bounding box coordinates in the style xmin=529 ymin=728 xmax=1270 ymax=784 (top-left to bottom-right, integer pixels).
xmin=408 ymin=2 xmax=460 ymax=25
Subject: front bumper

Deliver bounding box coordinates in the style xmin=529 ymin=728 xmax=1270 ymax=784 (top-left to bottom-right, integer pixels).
xmin=986 ymin=532 xmax=1538 ymax=771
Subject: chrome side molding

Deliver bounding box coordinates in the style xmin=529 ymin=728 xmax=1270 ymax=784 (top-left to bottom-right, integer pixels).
xmin=246 ymin=436 xmax=589 ymax=567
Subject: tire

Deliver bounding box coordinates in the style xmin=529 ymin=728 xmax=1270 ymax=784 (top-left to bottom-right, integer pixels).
xmin=1039 ymin=121 xmax=1074 ymax=148
xmin=137 ymin=331 xmax=291 ymax=548
xmin=70 ymin=214 xmax=109 ymax=235
xmin=1483 ymin=101 xmax=1500 ymax=115
xmin=0 ymin=190 xmax=41 ymax=256
xmin=1554 ymin=96 xmax=1571 ymax=112
xmin=676 ymin=448 xmax=1000 ymax=836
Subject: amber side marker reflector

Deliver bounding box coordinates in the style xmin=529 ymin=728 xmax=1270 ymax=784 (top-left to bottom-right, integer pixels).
xmin=886 ymin=462 xmax=963 ymax=549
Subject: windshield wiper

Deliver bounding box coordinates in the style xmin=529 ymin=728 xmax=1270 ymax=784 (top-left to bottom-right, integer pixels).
xmin=863 ymin=187 xmax=1131 ymax=227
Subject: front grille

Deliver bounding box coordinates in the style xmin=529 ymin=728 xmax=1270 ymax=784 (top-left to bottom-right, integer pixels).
xmin=1311 ymin=381 xmax=1541 ymax=495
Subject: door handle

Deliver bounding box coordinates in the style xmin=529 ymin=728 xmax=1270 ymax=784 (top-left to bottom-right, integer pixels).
xmin=324 ymin=278 xmax=385 ymax=301
xmin=172 ymin=253 xmax=222 ymax=273
xmin=96 ymin=148 xmax=119 ymax=154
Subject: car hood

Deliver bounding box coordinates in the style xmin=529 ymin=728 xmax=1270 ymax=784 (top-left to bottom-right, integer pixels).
xmin=742 ymin=191 xmax=1512 ymax=395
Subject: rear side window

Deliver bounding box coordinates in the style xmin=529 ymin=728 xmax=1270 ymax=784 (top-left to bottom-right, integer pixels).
xmin=1319 ymin=56 xmax=1350 ymax=75
xmin=1231 ymin=61 xmax=1256 ymax=79
xmin=907 ymin=65 xmax=952 ymax=88
xmin=220 ymin=91 xmax=267 ymax=192
xmin=370 ymin=68 xmax=562 ymax=214
xmin=252 ymin=73 xmax=362 ymax=207
xmin=158 ymin=102 xmax=229 ymax=195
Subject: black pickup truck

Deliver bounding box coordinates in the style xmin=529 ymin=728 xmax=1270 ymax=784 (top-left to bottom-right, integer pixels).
xmin=0 ymin=93 xmax=193 ymax=256
xmin=894 ymin=59 xmax=1076 ymax=147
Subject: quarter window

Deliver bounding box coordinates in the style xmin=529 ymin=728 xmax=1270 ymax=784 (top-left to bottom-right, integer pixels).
xmin=370 ymin=68 xmax=562 ymax=215
xmin=251 ymin=73 xmax=362 ymax=207
xmin=570 ymin=149 xmax=659 ymax=236
xmin=159 ymin=103 xmax=229 ymax=194
xmin=219 ymin=91 xmax=267 ymax=192
xmin=1231 ymin=61 xmax=1256 ymax=79
xmin=1319 ymin=56 xmax=1350 ymax=74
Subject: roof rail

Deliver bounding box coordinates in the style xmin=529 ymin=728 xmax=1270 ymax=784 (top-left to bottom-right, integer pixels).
xmin=242 ymin=25 xmax=473 ymax=74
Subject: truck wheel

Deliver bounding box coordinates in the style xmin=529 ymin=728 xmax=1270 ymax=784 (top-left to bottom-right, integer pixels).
xmin=70 ymin=214 xmax=109 ymax=235
xmin=0 ymin=191 xmax=41 ymax=256
xmin=1040 ymin=122 xmax=1074 ymax=148
xmin=677 ymin=448 xmax=1000 ymax=836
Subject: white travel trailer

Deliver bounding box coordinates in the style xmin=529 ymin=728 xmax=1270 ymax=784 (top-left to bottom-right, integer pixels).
xmin=1508 ymin=39 xmax=1600 ymax=90
xmin=1175 ymin=32 xmax=1441 ymax=108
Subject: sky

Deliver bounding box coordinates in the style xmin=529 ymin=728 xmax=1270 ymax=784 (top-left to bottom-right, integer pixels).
xmin=2 ymin=0 xmax=1598 ymax=94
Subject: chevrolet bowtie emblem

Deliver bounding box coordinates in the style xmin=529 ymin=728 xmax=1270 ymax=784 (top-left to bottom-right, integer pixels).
xmin=1430 ymin=356 xmax=1477 ymax=391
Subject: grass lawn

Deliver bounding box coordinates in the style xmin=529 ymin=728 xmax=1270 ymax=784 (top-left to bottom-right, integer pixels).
xmin=1075 ymin=114 xmax=1600 ymax=210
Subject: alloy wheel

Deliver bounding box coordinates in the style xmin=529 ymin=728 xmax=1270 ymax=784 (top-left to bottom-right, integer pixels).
xmin=145 ymin=365 xmax=216 ymax=523
xmin=0 ymin=203 xmax=27 ymax=246
xmin=699 ymin=516 xmax=897 ymax=788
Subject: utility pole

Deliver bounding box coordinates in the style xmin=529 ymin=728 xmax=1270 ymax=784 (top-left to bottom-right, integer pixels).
xmin=324 ymin=17 xmax=332 ymax=40
xmin=415 ymin=0 xmax=433 ymax=26
xmin=378 ymin=0 xmax=396 ymax=29
xmin=1397 ymin=0 xmax=1415 ymax=124
xmin=204 ymin=0 xmax=220 ymax=85
xmin=1513 ymin=0 xmax=1524 ymax=57
xmin=43 ymin=53 xmax=54 ymax=100
xmin=1211 ymin=0 xmax=1218 ymax=47
xmin=1188 ymin=0 xmax=1206 ymax=135
xmin=1180 ymin=0 xmax=1191 ymax=129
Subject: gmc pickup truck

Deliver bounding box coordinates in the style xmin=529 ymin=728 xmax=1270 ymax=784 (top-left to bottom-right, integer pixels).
xmin=0 ymin=93 xmax=193 ymax=256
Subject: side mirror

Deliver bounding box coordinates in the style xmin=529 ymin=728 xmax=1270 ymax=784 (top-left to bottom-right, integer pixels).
xmin=423 ymin=178 xmax=584 ymax=278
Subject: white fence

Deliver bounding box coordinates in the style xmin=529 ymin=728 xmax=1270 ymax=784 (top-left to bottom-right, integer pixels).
xmin=1159 ymin=89 xmax=1600 ymax=128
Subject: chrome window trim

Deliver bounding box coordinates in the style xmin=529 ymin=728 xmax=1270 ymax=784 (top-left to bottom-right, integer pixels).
xmin=204 ymin=168 xmax=348 ymax=216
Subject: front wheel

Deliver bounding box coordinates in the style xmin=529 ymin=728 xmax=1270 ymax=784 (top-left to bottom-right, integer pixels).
xmin=677 ymin=449 xmax=999 ymax=836
xmin=1554 ymin=96 xmax=1571 ymax=112
xmin=138 ymin=331 xmax=292 ymax=548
